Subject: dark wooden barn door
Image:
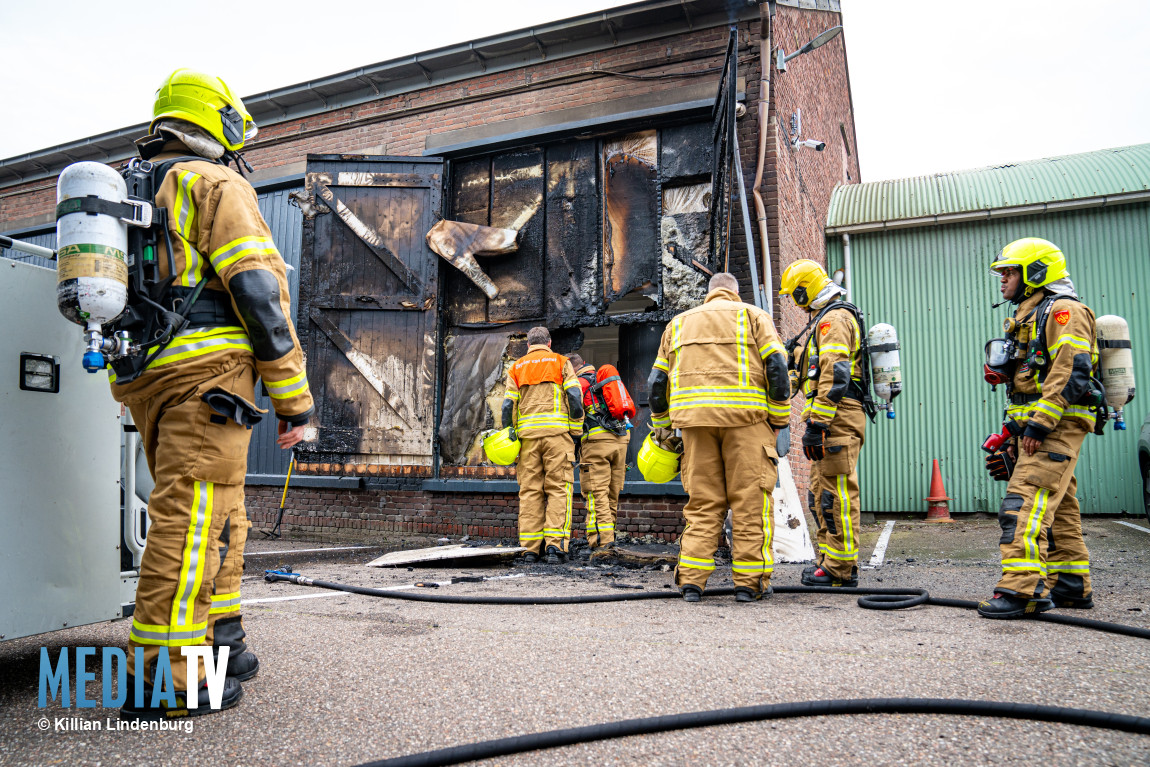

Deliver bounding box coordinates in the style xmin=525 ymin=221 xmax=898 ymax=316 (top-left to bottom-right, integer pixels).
xmin=296 ymin=155 xmax=443 ymax=470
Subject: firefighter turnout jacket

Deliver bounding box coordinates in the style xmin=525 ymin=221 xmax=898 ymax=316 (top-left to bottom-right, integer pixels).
xmin=1005 ymin=291 xmax=1099 ymax=438
xmin=650 ymin=287 xmax=791 ymax=431
xmin=110 ymin=146 xmax=314 ymax=424
xmin=505 ymin=345 xmax=583 ymax=439
xmin=796 ymin=305 xmax=864 ymax=427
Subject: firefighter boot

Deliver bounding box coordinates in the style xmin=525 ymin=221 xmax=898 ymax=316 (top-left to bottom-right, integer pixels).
xmin=522 ymin=552 xmax=539 ymax=564
xmin=213 ymin=615 xmax=259 ymax=681
xmin=1051 ymin=594 xmax=1094 ymax=609
xmin=120 ymin=673 xmax=243 ymax=721
xmin=545 ymin=545 xmax=564 ymax=565
xmin=977 ymin=592 xmax=1055 ymax=619
xmin=734 ymin=585 xmax=773 ymax=602
xmin=802 ymin=565 xmax=858 ymax=587
xmin=681 ymin=585 xmax=702 ymax=603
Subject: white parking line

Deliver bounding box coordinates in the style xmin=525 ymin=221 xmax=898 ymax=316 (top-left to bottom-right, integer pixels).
xmin=866 ymin=521 xmax=896 ymax=569
xmin=1114 ymin=520 xmax=1150 ymax=534
xmin=245 ymin=592 xmax=342 ymax=604
xmin=247 ymin=546 xmax=378 ymax=556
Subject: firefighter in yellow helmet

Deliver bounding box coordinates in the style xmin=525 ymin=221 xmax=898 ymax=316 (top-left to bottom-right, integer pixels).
xmin=779 ymin=259 xmax=869 ymax=588
xmin=502 ymin=327 xmax=584 ymax=564
xmin=648 ymin=273 xmax=791 ymax=602
xmin=978 ymin=238 xmax=1097 ymax=618
xmin=117 ymin=69 xmax=313 ymax=719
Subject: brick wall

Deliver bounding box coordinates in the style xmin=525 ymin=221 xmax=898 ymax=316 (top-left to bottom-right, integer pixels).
xmin=765 ymin=4 xmax=861 ymax=504
xmin=246 ymin=482 xmax=686 ymax=542
xmin=3 ymin=8 xmax=857 ymax=534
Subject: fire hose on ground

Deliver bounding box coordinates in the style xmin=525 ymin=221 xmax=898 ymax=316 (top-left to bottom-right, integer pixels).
xmin=262 ymin=571 xmax=1150 ymax=766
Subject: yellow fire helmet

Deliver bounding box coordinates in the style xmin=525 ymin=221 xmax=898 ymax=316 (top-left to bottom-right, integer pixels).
xmin=778 ymin=259 xmax=832 ymax=308
xmin=151 ymin=69 xmax=257 ymax=152
xmin=989 ymin=238 xmax=1069 ymax=293
xmin=637 ymin=432 xmax=681 ymax=483
xmin=482 ymin=427 xmax=521 ymax=466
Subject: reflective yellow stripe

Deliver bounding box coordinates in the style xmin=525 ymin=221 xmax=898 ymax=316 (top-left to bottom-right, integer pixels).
xmin=174 ymin=171 xmax=202 ymax=287
xmin=129 ymin=619 xmax=208 ymax=646
xmin=820 ymin=343 xmax=850 ymax=355
xmin=209 ymin=591 xmax=242 ymax=614
xmin=147 ymin=327 xmax=252 ymax=369
xmin=169 ymin=481 xmax=213 ymax=635
xmin=679 ymin=554 xmax=715 ymax=570
xmin=1049 ymin=334 xmax=1092 ymax=354
xmin=209 ymin=235 xmax=279 ymax=272
xmin=737 ymin=309 xmax=749 ymax=387
xmin=651 ymin=413 xmax=672 ymax=427
xmin=1032 ymin=400 xmax=1064 ymax=420
xmin=265 ymin=371 xmax=309 ymax=400
xmin=653 ymin=356 xmax=669 ymax=372
xmin=1022 ymin=489 xmax=1049 ymax=564
xmin=837 ymin=473 xmax=857 ymax=559
xmin=810 ymin=402 xmax=837 ymax=418
xmin=759 ymin=341 xmax=785 ymax=360
xmin=505 ymin=390 xmax=520 ymax=401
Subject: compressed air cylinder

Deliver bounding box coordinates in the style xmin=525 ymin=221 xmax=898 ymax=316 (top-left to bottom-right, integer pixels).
xmin=1096 ymin=315 xmax=1135 ymax=409
xmin=867 ymin=323 xmax=902 ymax=419
xmin=56 ymin=162 xmax=129 ymax=329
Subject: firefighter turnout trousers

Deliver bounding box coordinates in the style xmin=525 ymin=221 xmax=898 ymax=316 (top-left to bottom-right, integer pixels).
xmin=676 ymin=419 xmax=779 ymax=594
xmin=123 ymin=357 xmax=257 ymax=691
xmin=995 ymin=421 xmax=1091 ymax=601
xmin=581 ymin=433 xmax=629 ymax=547
xmin=517 ymin=434 xmax=576 ymax=554
xmin=808 ymin=400 xmax=867 ymax=579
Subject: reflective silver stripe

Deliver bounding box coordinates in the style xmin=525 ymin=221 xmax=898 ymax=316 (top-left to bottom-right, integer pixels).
xmin=150 ymin=332 xmax=251 ymax=365
xmin=175 ymin=482 xmax=211 ymax=626
xmin=210 ymin=595 xmax=242 ymax=610
xmin=130 ymin=624 xmax=207 ymax=643
xmin=267 ymin=377 xmax=309 ymax=398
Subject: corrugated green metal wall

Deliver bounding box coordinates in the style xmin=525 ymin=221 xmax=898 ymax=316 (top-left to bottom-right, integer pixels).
xmin=826 ymin=202 xmax=1149 ymax=514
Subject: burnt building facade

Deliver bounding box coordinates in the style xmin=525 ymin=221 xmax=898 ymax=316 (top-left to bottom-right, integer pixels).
xmin=0 ymin=0 xmax=858 ymax=539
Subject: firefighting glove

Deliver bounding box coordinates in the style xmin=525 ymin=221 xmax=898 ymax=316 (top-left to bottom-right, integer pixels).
xmin=985 ymin=450 xmax=1014 ymax=481
xmin=802 ymin=421 xmax=829 ymax=462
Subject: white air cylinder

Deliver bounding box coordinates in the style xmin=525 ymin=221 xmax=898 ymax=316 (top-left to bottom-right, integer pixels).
xmin=1096 ymin=315 xmax=1135 ymax=409
xmin=867 ymin=323 xmax=902 ymax=418
xmin=56 ymin=162 xmax=129 ymax=329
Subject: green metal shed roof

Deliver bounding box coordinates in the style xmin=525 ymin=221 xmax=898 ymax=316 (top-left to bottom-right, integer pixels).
xmin=826 ymin=143 xmax=1150 ymax=232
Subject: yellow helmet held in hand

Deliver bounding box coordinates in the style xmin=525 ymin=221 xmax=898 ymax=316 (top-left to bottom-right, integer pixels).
xmin=151 ymin=69 xmax=257 ymax=152
xmin=483 ymin=427 xmax=520 ymax=465
xmin=989 ymin=238 xmax=1069 ymax=292
xmin=779 ymin=259 xmax=832 ymax=309
xmin=637 ymin=433 xmax=681 ymax=483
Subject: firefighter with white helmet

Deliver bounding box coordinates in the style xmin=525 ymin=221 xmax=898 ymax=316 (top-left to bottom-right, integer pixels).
xmin=979 ymin=238 xmax=1098 ymax=618
xmin=648 ymin=272 xmax=791 ymax=603
xmin=106 ymin=69 xmax=313 ymax=718
xmin=779 ymin=259 xmax=869 ymax=588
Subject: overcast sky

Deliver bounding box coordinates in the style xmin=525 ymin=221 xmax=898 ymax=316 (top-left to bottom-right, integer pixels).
xmin=2 ymin=0 xmax=1147 ymax=182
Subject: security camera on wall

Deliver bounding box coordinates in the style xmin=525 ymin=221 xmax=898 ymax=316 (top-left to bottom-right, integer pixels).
xmin=792 ymin=138 xmax=826 ymax=152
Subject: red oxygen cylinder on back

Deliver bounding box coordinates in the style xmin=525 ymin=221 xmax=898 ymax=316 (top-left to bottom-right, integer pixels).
xmin=595 ymin=364 xmax=636 ymax=420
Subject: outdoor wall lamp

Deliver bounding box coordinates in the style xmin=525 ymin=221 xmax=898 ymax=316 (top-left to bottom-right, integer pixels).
xmin=776 ymin=25 xmax=843 ymax=71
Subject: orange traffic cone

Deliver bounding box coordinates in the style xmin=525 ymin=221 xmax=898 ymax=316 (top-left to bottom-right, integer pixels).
xmin=924 ymin=459 xmax=954 ymax=523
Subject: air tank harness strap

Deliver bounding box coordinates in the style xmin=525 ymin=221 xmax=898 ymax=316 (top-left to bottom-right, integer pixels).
xmin=55 ymin=197 xmax=150 ymax=227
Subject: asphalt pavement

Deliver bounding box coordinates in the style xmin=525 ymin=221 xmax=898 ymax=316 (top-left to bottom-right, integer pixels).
xmin=2 ymin=518 xmax=1149 ymax=767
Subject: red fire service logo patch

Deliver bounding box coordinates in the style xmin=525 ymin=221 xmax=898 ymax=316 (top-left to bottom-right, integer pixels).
xmin=1054 ymin=310 xmax=1070 ymax=326
xmin=819 ymin=322 xmax=831 ymax=336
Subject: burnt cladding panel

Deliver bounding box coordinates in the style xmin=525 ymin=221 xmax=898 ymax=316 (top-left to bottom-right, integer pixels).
xmin=545 ymin=140 xmax=600 ymax=322
xmin=602 ymin=131 xmax=661 ymax=306
xmin=619 ymin=322 xmax=666 ymax=465
xmin=486 ymin=148 xmax=546 ymax=322
xmin=438 ymin=331 xmax=510 ymax=465
xmin=659 ymin=122 xmax=713 ymax=182
xmin=445 ymin=157 xmax=491 ymax=325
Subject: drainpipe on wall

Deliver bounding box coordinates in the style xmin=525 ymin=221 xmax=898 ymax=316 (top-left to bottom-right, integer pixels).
xmin=842 ymin=233 xmax=853 ymax=304
xmin=752 ymin=2 xmax=774 ymax=309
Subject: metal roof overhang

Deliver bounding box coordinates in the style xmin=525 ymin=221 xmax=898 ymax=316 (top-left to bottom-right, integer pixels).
xmin=825 ymin=190 xmax=1150 ymax=236
xmin=0 ymin=0 xmax=759 ymax=189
